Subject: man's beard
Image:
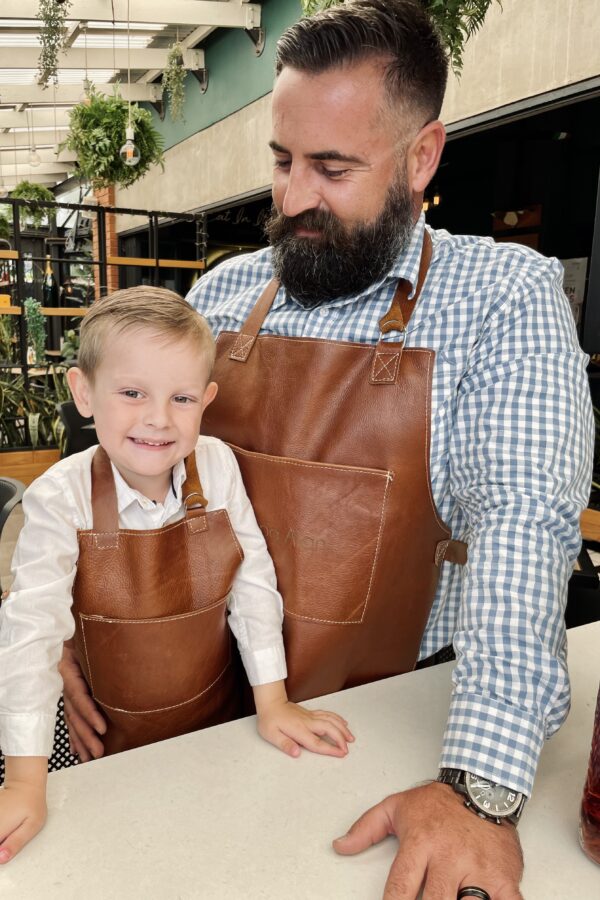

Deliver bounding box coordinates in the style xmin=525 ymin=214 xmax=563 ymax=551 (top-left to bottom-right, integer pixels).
xmin=265 ymin=176 xmax=415 ymax=309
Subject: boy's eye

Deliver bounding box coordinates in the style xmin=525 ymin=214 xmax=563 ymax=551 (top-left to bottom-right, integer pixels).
xmin=174 ymin=395 xmax=194 ymax=405
xmin=121 ymin=389 xmax=142 ymax=399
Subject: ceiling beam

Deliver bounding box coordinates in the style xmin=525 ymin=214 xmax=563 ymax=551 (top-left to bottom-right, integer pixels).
xmin=0 ymin=1 xmax=261 ymax=29
xmin=0 ymin=147 xmax=77 ymax=164
xmin=0 ymin=47 xmax=204 ymax=70
xmin=0 ymin=109 xmax=73 ymax=128
xmin=139 ymin=24 xmax=216 ymax=84
xmin=0 ymin=83 xmax=163 ymax=105
xmin=0 ymin=161 xmax=73 ymax=176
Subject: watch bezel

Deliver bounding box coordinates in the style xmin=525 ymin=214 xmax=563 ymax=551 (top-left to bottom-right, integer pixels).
xmin=464 ymin=771 xmax=524 ymax=819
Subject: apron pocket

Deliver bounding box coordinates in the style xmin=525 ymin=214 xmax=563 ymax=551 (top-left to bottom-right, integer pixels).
xmin=229 ymin=443 xmax=392 ymax=624
xmin=79 ymin=601 xmax=231 ymax=713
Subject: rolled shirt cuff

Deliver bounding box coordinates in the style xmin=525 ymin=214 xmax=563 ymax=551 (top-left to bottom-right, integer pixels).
xmin=0 ymin=712 xmax=56 ymax=758
xmin=439 ymin=691 xmax=546 ymax=797
xmin=240 ymin=642 xmax=287 ymax=687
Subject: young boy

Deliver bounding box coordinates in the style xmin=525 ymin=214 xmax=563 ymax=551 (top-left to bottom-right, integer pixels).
xmin=0 ymin=287 xmax=353 ymax=864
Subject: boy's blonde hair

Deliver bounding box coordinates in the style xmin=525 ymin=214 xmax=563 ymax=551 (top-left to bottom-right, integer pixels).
xmin=78 ymin=286 xmax=215 ymax=380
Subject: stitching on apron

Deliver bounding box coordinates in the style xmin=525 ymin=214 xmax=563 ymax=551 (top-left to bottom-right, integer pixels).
xmin=94 ymin=661 xmax=231 ymax=715
xmin=371 ymin=351 xmax=400 ymax=383
xmin=79 ymin=594 xmax=230 ymax=626
xmin=79 ymin=614 xmax=95 ymax=698
xmin=92 ymin=533 xmax=119 ymax=550
xmin=231 ymin=444 xmax=392 ymax=480
xmin=283 ymin=471 xmax=392 ymax=626
xmin=230 ymin=333 xmax=255 ymax=360
xmin=79 ymin=510 xmax=235 ymax=540
xmin=423 ymin=353 xmax=453 ymax=539
xmin=218 ymin=332 xmax=437 ymax=355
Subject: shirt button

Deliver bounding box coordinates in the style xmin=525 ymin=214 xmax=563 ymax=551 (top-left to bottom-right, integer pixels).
xmin=319 ymin=308 xmax=328 ymax=316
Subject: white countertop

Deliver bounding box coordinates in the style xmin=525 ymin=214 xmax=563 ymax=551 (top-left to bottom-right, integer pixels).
xmin=1 ymin=622 xmax=599 ymax=899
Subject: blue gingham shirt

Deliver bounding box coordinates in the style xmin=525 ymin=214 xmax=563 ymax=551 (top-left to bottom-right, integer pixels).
xmin=187 ymin=214 xmax=593 ymax=796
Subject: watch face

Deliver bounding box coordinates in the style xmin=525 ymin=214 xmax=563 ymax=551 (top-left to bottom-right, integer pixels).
xmin=464 ymin=772 xmax=523 ymax=818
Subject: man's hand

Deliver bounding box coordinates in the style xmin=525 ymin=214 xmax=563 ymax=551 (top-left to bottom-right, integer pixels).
xmin=333 ymin=781 xmax=524 ymax=900
xmin=58 ymin=641 xmax=106 ymax=762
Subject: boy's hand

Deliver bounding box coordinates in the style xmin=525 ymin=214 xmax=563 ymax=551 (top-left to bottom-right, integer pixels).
xmin=0 ymin=759 xmax=48 ymax=865
xmin=253 ymin=681 xmax=354 ymax=758
xmin=59 ymin=640 xmax=106 ymax=761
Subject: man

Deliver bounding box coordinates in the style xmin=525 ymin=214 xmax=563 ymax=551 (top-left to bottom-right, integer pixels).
xmin=62 ymin=1 xmax=592 ymax=897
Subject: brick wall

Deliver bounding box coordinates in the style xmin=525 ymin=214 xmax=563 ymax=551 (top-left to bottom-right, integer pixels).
xmin=92 ymin=185 xmax=120 ymax=297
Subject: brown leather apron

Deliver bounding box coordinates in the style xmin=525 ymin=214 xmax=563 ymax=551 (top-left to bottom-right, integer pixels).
xmin=71 ymin=446 xmax=244 ymax=755
xmin=202 ymin=233 xmax=466 ymax=703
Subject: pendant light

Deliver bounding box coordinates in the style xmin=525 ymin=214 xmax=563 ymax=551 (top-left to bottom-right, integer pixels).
xmin=119 ymin=1 xmax=140 ymax=167
xmin=28 ymin=108 xmax=41 ymax=168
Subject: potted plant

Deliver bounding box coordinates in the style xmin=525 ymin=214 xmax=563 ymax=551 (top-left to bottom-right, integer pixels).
xmin=63 ymin=87 xmax=165 ymax=190
xmin=23 ymin=297 xmax=47 ymax=365
xmin=11 ymin=181 xmax=56 ymax=231
xmin=163 ymin=42 xmax=187 ymax=123
xmin=37 ymin=0 xmax=73 ymax=87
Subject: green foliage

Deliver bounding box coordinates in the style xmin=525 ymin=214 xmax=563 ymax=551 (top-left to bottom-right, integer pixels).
xmin=60 ymin=327 xmax=80 ymax=362
xmin=163 ymin=42 xmax=187 ymax=123
xmin=63 ymin=87 xmax=165 ymax=190
xmin=0 ymin=316 xmax=17 ymax=364
xmin=23 ymin=297 xmax=46 ymax=365
xmin=299 ymin=0 xmax=502 ymax=73
xmin=0 ymin=366 xmax=69 ymax=449
xmin=37 ymin=0 xmax=73 ymax=87
xmin=11 ymin=181 xmax=56 ymax=230
xmin=0 ymin=209 xmax=11 ymax=242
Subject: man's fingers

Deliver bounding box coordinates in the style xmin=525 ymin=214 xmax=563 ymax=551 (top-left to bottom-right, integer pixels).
xmin=383 ymin=844 xmax=427 ymax=900
xmin=333 ymin=798 xmax=395 ymax=855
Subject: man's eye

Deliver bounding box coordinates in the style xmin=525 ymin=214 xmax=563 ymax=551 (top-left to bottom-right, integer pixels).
xmin=273 ymin=158 xmax=291 ymax=170
xmin=323 ymin=168 xmax=349 ymax=179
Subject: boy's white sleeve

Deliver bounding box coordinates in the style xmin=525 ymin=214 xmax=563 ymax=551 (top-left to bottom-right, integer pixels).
xmin=0 ymin=473 xmax=80 ymax=757
xmin=219 ymin=446 xmax=287 ymax=687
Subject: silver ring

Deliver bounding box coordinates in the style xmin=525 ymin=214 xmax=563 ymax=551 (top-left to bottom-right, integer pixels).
xmin=457 ymin=889 xmax=491 ymax=900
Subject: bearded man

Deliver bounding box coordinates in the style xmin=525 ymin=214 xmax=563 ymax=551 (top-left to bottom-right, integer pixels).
xmin=62 ymin=2 xmax=593 ymax=898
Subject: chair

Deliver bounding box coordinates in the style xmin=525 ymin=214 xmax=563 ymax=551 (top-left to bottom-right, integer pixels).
xmin=56 ymin=401 xmax=97 ymax=457
xmin=0 ymin=477 xmax=25 ymax=597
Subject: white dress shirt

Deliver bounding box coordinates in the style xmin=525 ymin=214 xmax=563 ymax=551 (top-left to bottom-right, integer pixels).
xmin=0 ymin=435 xmax=286 ymax=757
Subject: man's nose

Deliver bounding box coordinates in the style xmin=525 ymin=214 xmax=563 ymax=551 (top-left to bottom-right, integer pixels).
xmin=280 ymin=166 xmax=321 ymax=219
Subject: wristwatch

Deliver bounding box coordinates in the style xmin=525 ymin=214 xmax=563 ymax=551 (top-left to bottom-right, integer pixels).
xmin=437 ymin=768 xmax=526 ymax=826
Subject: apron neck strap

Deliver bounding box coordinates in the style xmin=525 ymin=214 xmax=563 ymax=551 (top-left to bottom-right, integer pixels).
xmin=378 ymin=229 xmax=432 ymax=336
xmin=90 ymin=446 xmax=208 ymax=531
xmin=182 ymin=449 xmax=208 ymax=517
xmin=91 ymin=445 xmax=119 ymax=532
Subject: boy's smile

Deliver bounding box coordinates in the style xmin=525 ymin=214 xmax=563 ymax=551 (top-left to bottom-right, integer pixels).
xmin=67 ymin=326 xmax=217 ymax=501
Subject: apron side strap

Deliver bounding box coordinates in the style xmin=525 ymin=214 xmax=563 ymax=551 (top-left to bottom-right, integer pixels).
xmin=435 ymin=539 xmax=468 ymax=567
xmin=182 ymin=450 xmax=209 ymax=517
xmin=229 ymin=278 xmax=281 ymax=363
xmin=91 ymin=446 xmax=120 ymax=532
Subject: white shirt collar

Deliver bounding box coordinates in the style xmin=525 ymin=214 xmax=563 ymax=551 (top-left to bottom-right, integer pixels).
xmin=110 ymin=458 xmax=187 ymax=516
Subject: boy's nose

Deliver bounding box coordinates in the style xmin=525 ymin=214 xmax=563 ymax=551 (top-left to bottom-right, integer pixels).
xmin=143 ymin=403 xmax=171 ymax=428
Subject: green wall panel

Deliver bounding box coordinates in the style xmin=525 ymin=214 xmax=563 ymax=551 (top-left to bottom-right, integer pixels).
xmin=151 ymin=0 xmax=302 ymax=150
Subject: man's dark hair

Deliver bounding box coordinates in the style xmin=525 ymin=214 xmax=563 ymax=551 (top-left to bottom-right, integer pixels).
xmin=275 ymin=0 xmax=448 ymax=124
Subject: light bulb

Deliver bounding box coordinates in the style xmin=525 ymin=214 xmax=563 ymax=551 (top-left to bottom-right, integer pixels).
xmin=28 ymin=148 xmax=41 ymax=167
xmin=433 ymin=193 xmax=441 ymax=206
xmin=79 ymin=78 xmax=93 ymax=105
xmin=119 ymin=126 xmax=140 ymax=167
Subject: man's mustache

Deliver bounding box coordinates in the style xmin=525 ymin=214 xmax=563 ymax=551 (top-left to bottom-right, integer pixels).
xmin=265 ymin=208 xmax=349 ymax=246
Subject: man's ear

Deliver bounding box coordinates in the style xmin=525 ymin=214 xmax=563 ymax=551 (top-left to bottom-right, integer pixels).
xmin=406 ymin=119 xmax=446 ymax=195
xmin=66 ymin=367 xmax=94 ymax=418
xmin=202 ymin=380 xmax=218 ymax=412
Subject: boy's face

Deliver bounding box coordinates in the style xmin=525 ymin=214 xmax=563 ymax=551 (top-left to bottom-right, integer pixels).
xmin=67 ymin=326 xmax=217 ymax=501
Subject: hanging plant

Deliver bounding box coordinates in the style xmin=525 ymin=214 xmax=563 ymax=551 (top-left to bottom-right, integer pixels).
xmin=11 ymin=181 xmax=56 ymax=230
xmin=0 ymin=209 xmax=11 ymax=242
xmin=299 ymin=1 xmax=502 ymax=74
xmin=62 ymin=87 xmax=165 ymax=190
xmin=24 ymin=297 xmax=47 ymax=365
xmin=163 ymin=42 xmax=187 ymax=123
xmin=37 ymin=0 xmax=73 ymax=87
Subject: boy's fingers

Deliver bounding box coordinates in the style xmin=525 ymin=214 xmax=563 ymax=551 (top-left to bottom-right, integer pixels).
xmin=307 ymin=711 xmax=354 ymax=741
xmin=0 ymin=815 xmax=46 ymax=864
xmin=299 ymin=726 xmax=347 ymax=757
xmin=311 ymin=710 xmax=349 ymax=726
xmin=277 ymin=735 xmax=301 ymax=757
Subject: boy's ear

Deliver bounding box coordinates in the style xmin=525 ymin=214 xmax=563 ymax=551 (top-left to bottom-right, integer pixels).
xmin=66 ymin=367 xmax=94 ymax=418
xmin=202 ymin=380 xmax=218 ymax=412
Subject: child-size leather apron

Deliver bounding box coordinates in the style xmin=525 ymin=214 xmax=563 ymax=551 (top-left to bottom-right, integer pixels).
xmin=71 ymin=446 xmax=244 ymax=755
xmin=202 ymin=232 xmax=466 ymax=702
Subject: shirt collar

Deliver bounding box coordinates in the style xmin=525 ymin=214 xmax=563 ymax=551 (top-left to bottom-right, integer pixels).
xmin=111 ymin=457 xmax=186 ymax=515
xmin=271 ymin=213 xmax=427 ymax=311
